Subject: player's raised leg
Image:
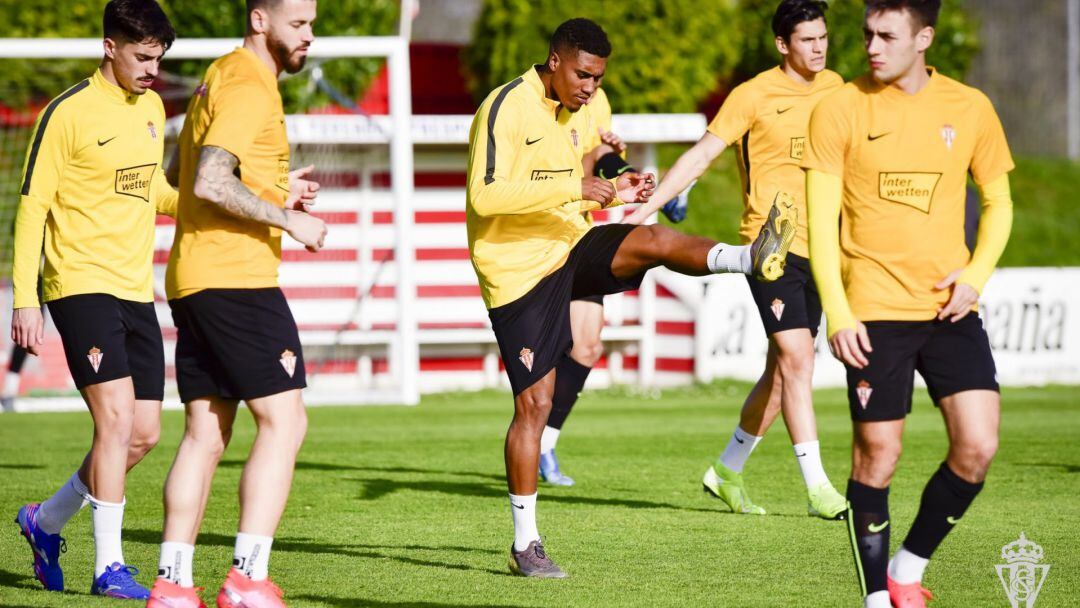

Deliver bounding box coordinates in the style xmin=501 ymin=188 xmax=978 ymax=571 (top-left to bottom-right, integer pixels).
xmin=540 ymin=298 xmax=604 ymax=486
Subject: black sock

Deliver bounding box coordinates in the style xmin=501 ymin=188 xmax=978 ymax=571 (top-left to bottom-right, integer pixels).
xmin=546 ymin=356 xmax=592 ymax=431
xmin=902 ymin=462 xmax=984 ymax=559
xmin=8 ymin=345 xmax=28 ymax=374
xmin=846 ymin=479 xmax=890 ymax=596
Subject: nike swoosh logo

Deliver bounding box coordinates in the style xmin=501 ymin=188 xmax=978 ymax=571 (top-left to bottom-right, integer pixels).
xmin=511 ymin=502 xmax=525 ymax=510
xmin=867 ymin=132 xmax=890 ymax=141
xmin=946 ymin=515 xmax=961 ymax=525
xmin=735 ymin=437 xmax=745 ymax=444
xmin=776 ymin=107 xmax=792 ymax=114
xmin=525 ymin=137 xmax=543 ymax=146
xmin=868 ymin=520 xmax=889 ymax=533
xmin=97 ymin=136 xmax=117 ymax=146
xmin=795 ymin=452 xmax=807 ymax=457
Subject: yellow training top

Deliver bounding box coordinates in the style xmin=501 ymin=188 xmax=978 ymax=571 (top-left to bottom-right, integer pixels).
xmin=13 ymin=69 xmax=175 ymax=308
xmin=802 ymin=69 xmax=1014 ymax=322
xmin=466 ymin=66 xmax=609 ymax=309
xmin=708 ymin=66 xmax=843 ymax=258
xmin=166 ymin=47 xmax=291 ymax=299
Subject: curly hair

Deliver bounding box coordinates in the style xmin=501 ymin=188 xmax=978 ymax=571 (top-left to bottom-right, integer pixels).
xmin=549 ymin=18 xmax=612 ymax=59
xmin=103 ymin=0 xmax=175 ymax=48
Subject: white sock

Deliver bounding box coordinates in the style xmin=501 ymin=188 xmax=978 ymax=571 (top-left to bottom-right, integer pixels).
xmin=37 ymin=471 xmax=90 ymax=535
xmin=540 ymin=426 xmax=560 ymax=455
xmin=89 ymin=494 xmax=126 ymax=576
xmin=793 ymin=440 xmax=829 ymax=489
xmin=234 ymin=532 xmax=274 ymax=581
xmin=707 ymin=243 xmax=752 ymax=274
xmin=158 ymin=541 xmax=195 ymax=587
xmin=2 ymin=370 xmax=21 ymax=398
xmin=865 ymin=590 xmax=892 ymax=608
xmin=889 ymin=546 xmax=930 ymax=585
xmin=718 ymin=426 xmax=762 ymax=473
xmin=509 ymin=493 xmax=540 ymax=552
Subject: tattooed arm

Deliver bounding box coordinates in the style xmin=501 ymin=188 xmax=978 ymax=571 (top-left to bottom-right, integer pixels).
xmin=193 ymin=145 xmax=327 ymax=249
xmin=193 ymin=145 xmax=289 ymax=228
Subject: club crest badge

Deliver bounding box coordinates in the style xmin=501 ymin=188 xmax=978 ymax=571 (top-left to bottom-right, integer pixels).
xmin=997 ymin=532 xmax=1050 ymax=608
xmin=280 ymin=349 xmax=297 ymax=378
xmin=770 ymin=298 xmax=785 ymax=321
xmin=518 ymin=347 xmax=534 ymax=372
xmin=856 ymin=380 xmax=873 ymax=408
xmin=194 ymin=82 xmax=208 ymax=97
xmin=147 ymin=121 xmax=157 ymax=139
xmin=87 ymin=347 xmax=103 ymax=373
xmin=941 ymin=124 xmax=956 ymax=151
xmin=571 ymin=128 xmax=579 ymax=147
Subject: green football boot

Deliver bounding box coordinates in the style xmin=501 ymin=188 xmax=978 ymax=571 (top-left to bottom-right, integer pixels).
xmin=702 ymin=463 xmax=766 ymax=515
xmin=807 ymin=482 xmax=848 ymax=520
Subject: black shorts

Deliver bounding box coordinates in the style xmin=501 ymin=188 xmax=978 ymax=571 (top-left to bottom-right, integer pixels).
xmin=169 ymin=288 xmax=306 ymax=403
xmin=489 ymin=224 xmax=645 ymax=395
xmin=847 ymin=314 xmax=998 ymax=422
xmin=746 ymin=253 xmax=821 ymax=337
xmin=48 ymin=293 xmax=165 ymax=400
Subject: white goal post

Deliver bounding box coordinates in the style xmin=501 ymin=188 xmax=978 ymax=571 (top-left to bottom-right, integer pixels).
xmin=0 ymin=32 xmax=422 ymax=406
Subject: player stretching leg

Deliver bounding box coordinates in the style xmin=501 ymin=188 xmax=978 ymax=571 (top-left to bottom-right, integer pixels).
xmin=12 ymin=0 xmax=177 ymax=598
xmin=626 ymin=0 xmax=847 ymax=519
xmin=803 ymin=1 xmax=1014 ymax=606
xmin=467 ymin=18 xmax=793 ymax=578
xmin=147 ymin=2 xmax=326 ymax=607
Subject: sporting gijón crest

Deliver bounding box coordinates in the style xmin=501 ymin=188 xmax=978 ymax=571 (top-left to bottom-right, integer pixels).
xmin=856 ymin=380 xmax=873 ymax=408
xmin=87 ymin=346 xmax=103 ymax=373
xmin=518 ymin=347 xmax=534 ymax=372
xmin=280 ymin=349 xmax=297 ymax=378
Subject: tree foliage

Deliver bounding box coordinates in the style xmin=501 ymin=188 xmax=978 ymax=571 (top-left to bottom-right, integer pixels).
xmin=463 ymin=0 xmax=745 ymax=113
xmin=0 ymin=0 xmax=399 ymax=113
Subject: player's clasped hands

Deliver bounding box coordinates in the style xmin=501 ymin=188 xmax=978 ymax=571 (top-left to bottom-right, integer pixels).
xmin=11 ymin=307 xmax=45 ymax=355
xmin=829 ymin=322 xmax=872 ymax=369
xmin=934 ymin=268 xmax=978 ymax=322
xmin=286 ymin=209 xmax=328 ymax=253
xmin=581 ymin=176 xmax=617 ymax=207
xmin=616 ymin=171 xmax=655 ymax=204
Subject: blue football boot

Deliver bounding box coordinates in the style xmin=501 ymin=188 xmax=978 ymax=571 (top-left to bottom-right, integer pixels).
xmin=15 ymin=502 xmax=66 ymax=591
xmin=539 ymin=450 xmax=575 ymax=486
xmin=90 ymin=562 xmax=151 ymax=600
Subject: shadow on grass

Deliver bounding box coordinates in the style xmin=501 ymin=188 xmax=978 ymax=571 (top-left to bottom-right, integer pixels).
xmin=353 ymin=477 xmax=720 ymax=514
xmin=1013 ymin=462 xmax=1080 ymax=473
xmin=0 ymin=464 xmax=45 ymax=470
xmin=218 ymin=460 xmax=504 ymax=482
xmin=292 ymin=596 xmax=528 ymax=608
xmin=124 ymin=528 xmax=505 ymax=575
xmin=0 ymin=566 xmax=47 ymax=591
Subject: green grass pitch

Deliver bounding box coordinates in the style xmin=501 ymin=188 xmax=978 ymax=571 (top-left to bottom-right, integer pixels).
xmin=0 ymin=382 xmax=1077 ymax=606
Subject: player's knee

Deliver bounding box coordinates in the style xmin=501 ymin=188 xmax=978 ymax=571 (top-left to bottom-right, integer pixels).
xmin=952 ymin=437 xmax=998 ymax=478
xmin=129 ymin=426 xmax=160 ymax=459
xmin=776 ymin=346 xmax=814 ymax=383
xmin=94 ymin=407 xmax=136 ymax=447
xmin=853 ymin=436 xmax=902 ymax=480
xmin=642 ymin=224 xmax=678 ymax=256
xmin=572 ymin=339 xmax=603 ymax=367
xmin=290 ymin=406 xmax=309 ymax=453
xmin=515 ymin=391 xmax=553 ymax=427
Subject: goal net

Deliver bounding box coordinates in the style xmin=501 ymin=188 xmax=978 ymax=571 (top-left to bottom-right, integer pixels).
xmin=0 ymin=34 xmax=421 ymax=407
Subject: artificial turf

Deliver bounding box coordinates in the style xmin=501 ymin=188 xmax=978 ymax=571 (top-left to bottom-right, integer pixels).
xmin=0 ymin=382 xmax=1077 ymax=606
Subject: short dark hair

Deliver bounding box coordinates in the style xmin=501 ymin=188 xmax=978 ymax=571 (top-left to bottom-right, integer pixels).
xmin=865 ymin=0 xmax=942 ymax=29
xmin=550 ymin=18 xmax=611 ymax=59
xmin=103 ymin=0 xmax=175 ymax=49
xmin=772 ymin=0 xmax=829 ymax=41
xmin=247 ymin=0 xmax=283 ymax=12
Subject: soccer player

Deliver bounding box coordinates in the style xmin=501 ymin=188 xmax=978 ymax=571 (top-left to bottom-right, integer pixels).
xmin=11 ymin=0 xmax=176 ymax=599
xmin=467 ymin=18 xmax=791 ymax=578
xmin=625 ymin=0 xmax=847 ymax=519
xmin=147 ymin=1 xmax=326 ymax=607
xmin=802 ymin=1 xmax=1013 ymax=606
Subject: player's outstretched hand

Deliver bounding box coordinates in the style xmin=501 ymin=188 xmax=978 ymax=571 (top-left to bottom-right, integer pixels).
xmin=582 ymin=176 xmax=616 ymax=207
xmin=598 ymin=127 xmax=626 ymax=154
xmin=934 ymin=269 xmax=978 ymax=323
xmin=829 ymin=322 xmax=872 ymax=369
xmin=11 ymin=307 xmax=44 ymax=356
xmin=616 ymin=171 xmax=655 ymax=205
xmin=285 ymin=209 xmax=327 ymax=252
xmin=287 ymin=164 xmax=320 ymax=211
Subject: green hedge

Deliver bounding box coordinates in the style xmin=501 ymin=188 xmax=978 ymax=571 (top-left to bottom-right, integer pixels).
xmin=732 ymin=0 xmax=979 ymax=81
xmin=463 ymin=0 xmax=744 ymax=113
xmin=0 ymin=0 xmax=399 ymax=113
